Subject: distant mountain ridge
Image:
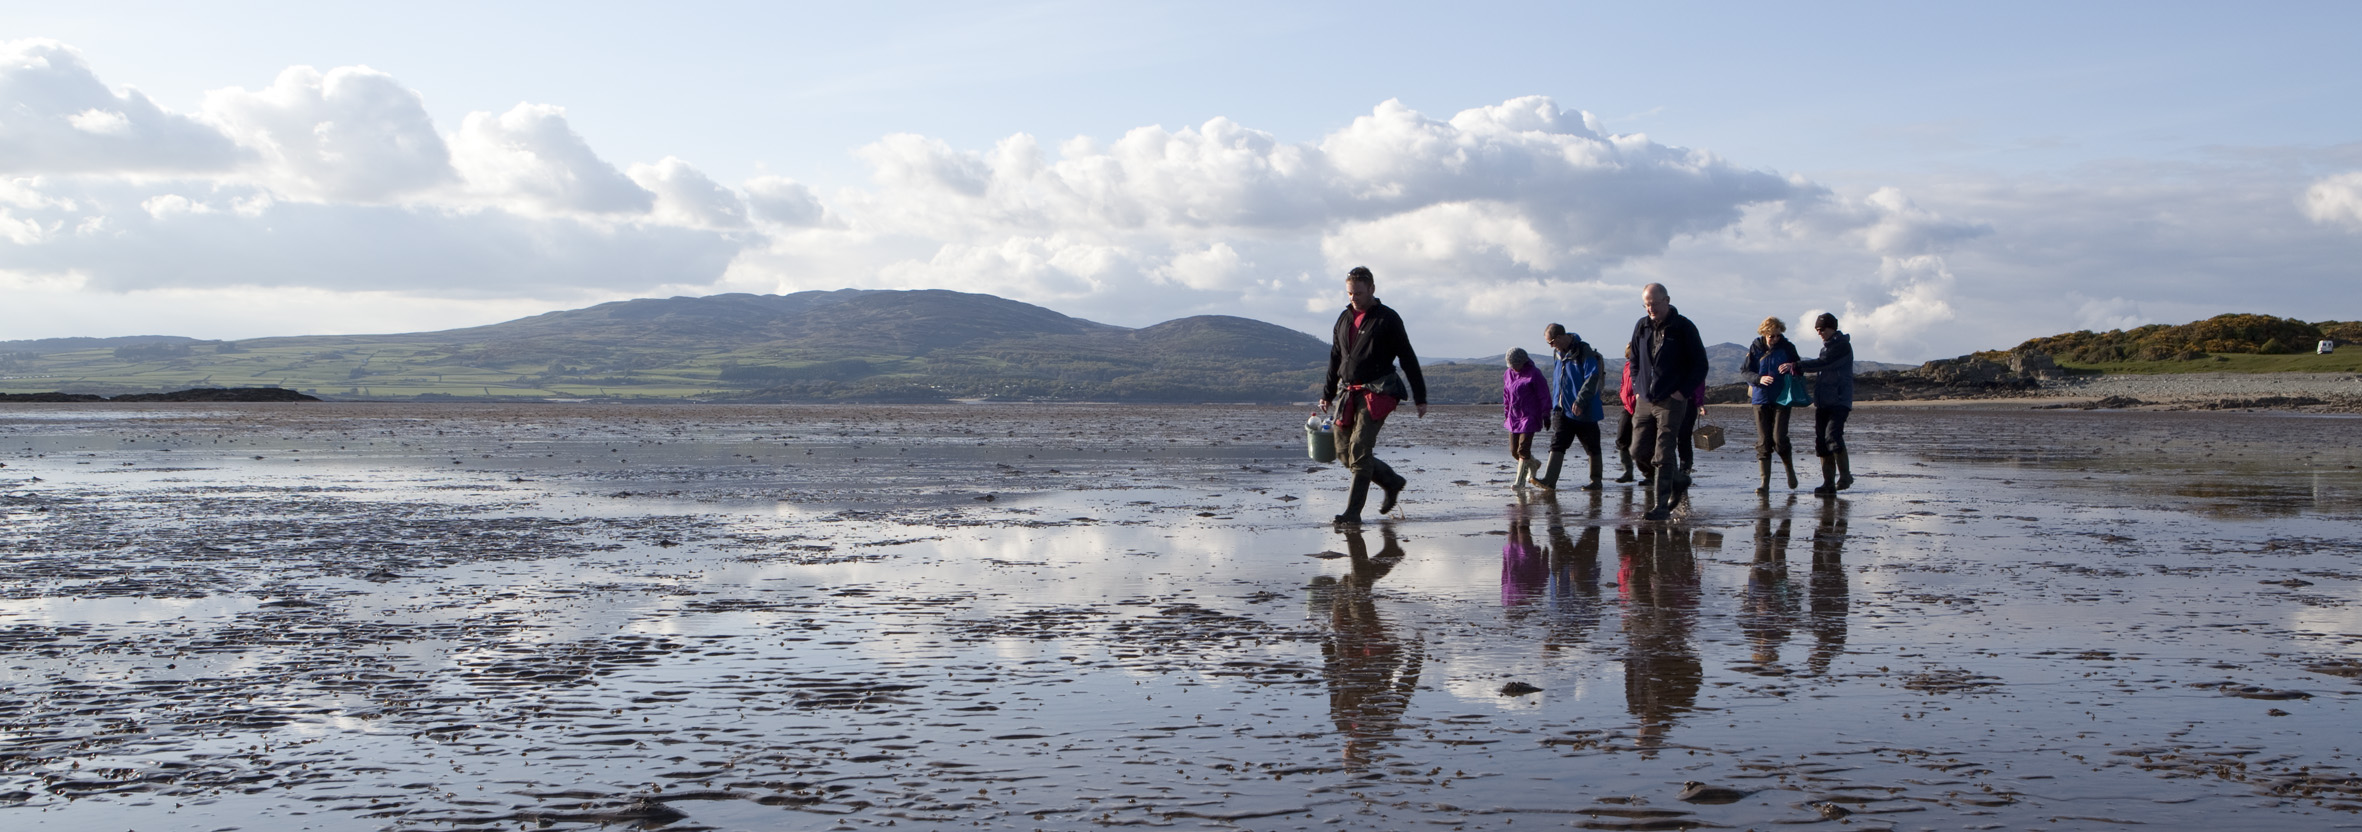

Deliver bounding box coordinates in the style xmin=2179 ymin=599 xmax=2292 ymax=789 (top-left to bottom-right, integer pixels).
xmin=0 ymin=289 xmax=1341 ymax=403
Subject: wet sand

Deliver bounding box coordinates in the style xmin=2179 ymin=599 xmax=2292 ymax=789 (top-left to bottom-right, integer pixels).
xmin=3 ymin=402 xmax=2360 ymax=830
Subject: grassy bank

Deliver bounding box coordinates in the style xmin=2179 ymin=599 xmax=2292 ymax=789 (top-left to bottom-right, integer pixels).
xmin=2058 ymin=351 xmax=2362 ymax=375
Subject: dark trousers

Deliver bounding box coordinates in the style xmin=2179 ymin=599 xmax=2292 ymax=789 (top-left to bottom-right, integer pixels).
xmin=1509 ymin=431 xmax=1536 ymax=460
xmin=1813 ymin=406 xmax=1850 ymax=457
xmin=1540 ymin=413 xmax=1603 ymax=487
xmin=1675 ymin=402 xmax=1697 ymax=470
xmin=1631 ymin=393 xmax=1688 ymax=477
xmin=1753 ymin=404 xmax=1792 ymax=459
xmin=1548 ymin=414 xmax=1601 ymax=458
xmin=1614 ymin=408 xmax=1635 ymax=470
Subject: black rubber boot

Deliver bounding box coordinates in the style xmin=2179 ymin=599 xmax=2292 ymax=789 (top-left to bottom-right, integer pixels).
xmin=1539 ymin=449 xmax=1566 ymax=490
xmin=1756 ymin=457 xmax=1772 ymax=494
xmin=1835 ymin=451 xmax=1854 ymax=491
xmin=1812 ymin=456 xmax=1837 ymax=496
xmin=1581 ymin=454 xmax=1603 ymax=490
xmin=1644 ymin=476 xmax=1682 ymax=521
xmin=1374 ymin=462 xmax=1407 ymax=515
xmin=1334 ymin=470 xmax=1373 ymax=525
xmin=1781 ymin=450 xmax=1798 ymax=490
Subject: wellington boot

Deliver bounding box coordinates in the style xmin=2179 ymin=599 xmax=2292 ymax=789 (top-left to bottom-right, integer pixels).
xmin=1781 ymin=452 xmax=1799 ymax=490
xmin=1835 ymin=451 xmax=1854 ymax=491
xmin=1812 ymin=456 xmax=1837 ymax=496
xmin=1335 ymin=470 xmax=1373 ymax=524
xmin=1755 ymin=458 xmax=1772 ymax=494
xmin=1373 ymin=461 xmax=1407 ymax=515
xmin=1580 ymin=455 xmax=1604 ymax=491
xmin=1539 ymin=449 xmax=1566 ymax=490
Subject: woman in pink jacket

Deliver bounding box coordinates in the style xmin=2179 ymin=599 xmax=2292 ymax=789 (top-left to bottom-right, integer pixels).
xmin=1502 ymin=348 xmax=1552 ymax=489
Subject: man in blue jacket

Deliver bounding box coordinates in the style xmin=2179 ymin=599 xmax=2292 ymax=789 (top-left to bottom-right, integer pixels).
xmin=1537 ymin=323 xmax=1605 ymax=491
xmin=1624 ymin=283 xmax=1708 ymax=519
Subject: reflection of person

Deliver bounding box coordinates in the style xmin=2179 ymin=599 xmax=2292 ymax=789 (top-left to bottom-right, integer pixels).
xmin=1743 ymin=317 xmax=1805 ymax=493
xmin=1614 ymin=524 xmax=1701 ymax=755
xmin=1625 ymin=283 xmax=1708 ymax=519
xmin=1807 ymin=497 xmax=1850 ymax=675
xmin=1780 ymin=312 xmax=1855 ymax=495
xmin=1502 ymin=348 xmax=1551 ymax=490
xmin=1543 ymin=521 xmax=1604 ymax=648
xmin=1738 ymin=513 xmax=1798 ymax=668
xmin=1320 ymin=266 xmax=1429 ymax=525
xmin=1502 ymin=506 xmax=1547 ymax=607
xmin=1538 ymin=324 xmax=1607 ymax=491
xmin=1314 ymin=525 xmax=1424 ymax=770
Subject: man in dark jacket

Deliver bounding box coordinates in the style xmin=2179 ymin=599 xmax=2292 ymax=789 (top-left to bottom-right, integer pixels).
xmin=1321 ymin=266 xmax=1429 ymax=525
xmin=1624 ymin=283 xmax=1707 ymax=519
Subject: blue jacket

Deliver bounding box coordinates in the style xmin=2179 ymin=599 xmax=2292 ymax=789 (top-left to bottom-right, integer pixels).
xmin=1742 ymin=336 xmax=1804 ymax=406
xmin=1551 ymin=341 xmax=1606 ymax=422
xmin=1794 ymin=331 xmax=1855 ymax=409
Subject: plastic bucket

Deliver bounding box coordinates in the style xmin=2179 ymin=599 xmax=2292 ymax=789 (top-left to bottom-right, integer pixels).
xmin=1306 ymin=416 xmax=1337 ymax=463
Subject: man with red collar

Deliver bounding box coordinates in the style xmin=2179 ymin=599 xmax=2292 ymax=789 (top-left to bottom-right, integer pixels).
xmin=1320 ymin=266 xmax=1429 ymax=526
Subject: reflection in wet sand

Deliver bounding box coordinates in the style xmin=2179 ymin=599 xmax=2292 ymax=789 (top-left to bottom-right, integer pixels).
xmin=1616 ymin=525 xmax=1702 ymax=755
xmin=1313 ymin=525 xmax=1423 ymax=771
xmin=1739 ymin=504 xmax=1798 ymax=673
xmin=1808 ymin=496 xmax=1850 ymax=676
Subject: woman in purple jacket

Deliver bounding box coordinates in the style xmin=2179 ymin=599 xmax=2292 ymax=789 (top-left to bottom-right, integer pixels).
xmin=1502 ymin=348 xmax=1552 ymax=489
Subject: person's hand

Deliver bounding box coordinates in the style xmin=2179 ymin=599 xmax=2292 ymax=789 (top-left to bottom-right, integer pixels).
xmin=1416 ymin=403 xmax=1429 ymax=418
xmin=1697 ymin=405 xmax=1708 ymax=417
xmin=1319 ymin=398 xmax=1331 ymax=413
xmin=1758 ymin=375 xmax=1775 ymax=387
xmin=1777 ymin=362 xmax=1796 ymax=374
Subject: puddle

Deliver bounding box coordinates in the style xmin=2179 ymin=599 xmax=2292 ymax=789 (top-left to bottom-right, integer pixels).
xmin=2 ymin=402 xmax=2361 ymax=828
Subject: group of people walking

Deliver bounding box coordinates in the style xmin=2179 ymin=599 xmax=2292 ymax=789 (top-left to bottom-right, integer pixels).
xmin=1320 ymin=267 xmax=1857 ymax=526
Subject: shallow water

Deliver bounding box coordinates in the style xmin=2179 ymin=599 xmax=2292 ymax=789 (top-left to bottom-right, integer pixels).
xmin=2 ymin=402 xmax=2360 ymax=831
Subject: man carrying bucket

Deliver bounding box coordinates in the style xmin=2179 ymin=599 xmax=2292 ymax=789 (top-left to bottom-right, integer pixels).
xmin=1320 ymin=266 xmax=1429 ymax=526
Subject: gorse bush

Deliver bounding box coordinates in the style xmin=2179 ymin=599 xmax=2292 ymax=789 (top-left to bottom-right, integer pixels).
xmin=2009 ymin=314 xmax=2357 ymax=364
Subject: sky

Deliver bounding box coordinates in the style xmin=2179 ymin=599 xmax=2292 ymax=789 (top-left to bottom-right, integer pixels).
xmin=3 ymin=0 xmax=2359 ymax=362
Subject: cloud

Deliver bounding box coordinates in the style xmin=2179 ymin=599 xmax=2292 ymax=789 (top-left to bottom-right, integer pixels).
xmin=0 ymin=178 xmax=738 ymax=295
xmin=743 ymin=176 xmax=829 ymax=227
xmin=2305 ymin=171 xmax=2362 ymax=231
xmin=0 ymin=39 xmax=246 ymax=175
xmin=202 ymin=65 xmax=456 ymax=202
xmin=450 ymin=103 xmax=653 ymax=215
xmin=628 ymin=157 xmax=747 ymax=229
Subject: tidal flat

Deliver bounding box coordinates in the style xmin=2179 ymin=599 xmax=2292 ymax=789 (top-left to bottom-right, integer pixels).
xmin=2 ymin=402 xmax=2360 ymax=831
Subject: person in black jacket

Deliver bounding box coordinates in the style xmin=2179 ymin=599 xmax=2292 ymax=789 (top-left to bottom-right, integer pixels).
xmin=1321 ymin=266 xmax=1429 ymax=526
xmin=1624 ymin=283 xmax=1707 ymax=520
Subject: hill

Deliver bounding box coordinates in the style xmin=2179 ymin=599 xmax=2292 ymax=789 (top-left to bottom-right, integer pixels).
xmin=0 ymin=290 xmax=1338 ymax=403
xmin=1995 ymin=314 xmax=2362 ymax=365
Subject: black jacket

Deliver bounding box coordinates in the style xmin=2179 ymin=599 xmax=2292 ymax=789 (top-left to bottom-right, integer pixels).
xmin=1325 ymin=302 xmax=1428 ymax=405
xmin=1626 ymin=306 xmax=1707 ymax=403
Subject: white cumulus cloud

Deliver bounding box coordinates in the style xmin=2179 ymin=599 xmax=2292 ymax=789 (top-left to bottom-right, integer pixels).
xmin=628 ymin=157 xmax=747 ymax=229
xmin=450 ymin=103 xmax=653 ymax=215
xmin=0 ymin=39 xmax=246 ymax=175
xmin=202 ymin=65 xmax=456 ymax=202
xmin=2304 ymin=171 xmax=2362 ymax=231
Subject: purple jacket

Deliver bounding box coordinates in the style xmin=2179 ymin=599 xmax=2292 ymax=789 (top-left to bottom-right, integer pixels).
xmin=1503 ymin=363 xmax=1551 ymax=432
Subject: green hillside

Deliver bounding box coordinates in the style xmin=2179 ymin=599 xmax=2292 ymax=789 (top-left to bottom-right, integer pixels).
xmin=0 ymin=290 xmax=1339 ymax=403
xmin=1978 ymin=314 xmax=2362 ymax=374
